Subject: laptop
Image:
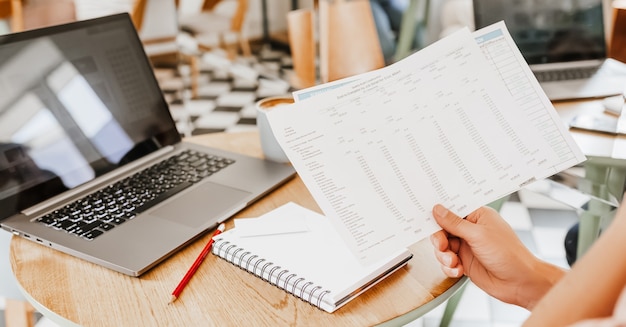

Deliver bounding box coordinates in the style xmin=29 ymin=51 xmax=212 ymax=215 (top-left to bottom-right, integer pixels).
xmin=0 ymin=13 xmax=295 ymax=276
xmin=473 ymin=0 xmax=626 ymax=101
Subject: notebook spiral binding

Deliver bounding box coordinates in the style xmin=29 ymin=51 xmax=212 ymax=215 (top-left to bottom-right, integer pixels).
xmin=213 ymin=238 xmax=332 ymax=310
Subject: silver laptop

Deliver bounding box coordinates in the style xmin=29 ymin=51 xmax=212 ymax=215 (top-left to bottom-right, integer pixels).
xmin=0 ymin=13 xmax=295 ymax=276
xmin=473 ymin=0 xmax=626 ymax=101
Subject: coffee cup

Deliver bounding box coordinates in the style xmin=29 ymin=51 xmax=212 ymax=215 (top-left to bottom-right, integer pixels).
xmin=256 ymin=95 xmax=294 ymax=163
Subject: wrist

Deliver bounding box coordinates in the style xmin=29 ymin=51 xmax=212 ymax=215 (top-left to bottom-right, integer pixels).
xmin=517 ymin=258 xmax=566 ymax=310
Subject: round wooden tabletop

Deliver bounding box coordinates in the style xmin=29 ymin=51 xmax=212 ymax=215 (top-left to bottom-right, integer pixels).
xmin=10 ymin=131 xmax=463 ymax=327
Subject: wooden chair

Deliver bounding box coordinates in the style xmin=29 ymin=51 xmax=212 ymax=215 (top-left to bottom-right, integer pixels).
xmin=609 ymin=0 xmax=626 ymax=63
xmin=0 ymin=0 xmax=23 ymax=32
xmin=135 ymin=0 xmax=180 ymax=62
xmin=318 ymin=0 xmax=385 ymax=83
xmin=178 ymin=0 xmax=251 ymax=59
xmin=5 ymin=299 xmax=35 ymax=327
xmin=287 ymin=8 xmax=316 ymax=89
xmin=132 ymin=0 xmax=201 ymax=98
xmin=23 ymin=0 xmax=75 ymax=30
xmin=130 ymin=0 xmax=147 ymax=31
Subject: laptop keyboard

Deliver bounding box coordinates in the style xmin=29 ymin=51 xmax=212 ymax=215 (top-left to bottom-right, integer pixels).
xmin=534 ymin=66 xmax=599 ymax=82
xmin=35 ymin=150 xmax=235 ymax=241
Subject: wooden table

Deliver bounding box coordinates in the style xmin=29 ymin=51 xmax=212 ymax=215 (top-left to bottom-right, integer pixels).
xmin=552 ymin=98 xmax=626 ymax=202
xmin=554 ymin=99 xmax=626 ymax=166
xmin=10 ymin=131 xmax=464 ymax=327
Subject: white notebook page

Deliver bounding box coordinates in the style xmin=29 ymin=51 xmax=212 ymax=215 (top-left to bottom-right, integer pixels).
xmin=211 ymin=202 xmax=412 ymax=313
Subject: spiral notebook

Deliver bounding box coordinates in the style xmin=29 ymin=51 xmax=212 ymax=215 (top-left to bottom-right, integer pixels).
xmin=211 ymin=202 xmax=413 ymax=313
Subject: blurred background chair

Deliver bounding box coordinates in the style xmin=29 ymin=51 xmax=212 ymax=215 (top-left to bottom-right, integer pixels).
xmin=73 ymin=0 xmax=184 ymax=68
xmin=4 ymin=298 xmax=35 ymax=327
xmin=136 ymin=0 xmax=183 ymax=66
xmin=0 ymin=0 xmax=75 ymax=33
xmin=178 ymin=0 xmax=251 ymax=59
xmin=318 ymin=0 xmax=385 ymax=83
xmin=286 ymin=8 xmax=316 ymax=89
xmin=610 ymin=0 xmax=626 ymax=63
xmin=0 ymin=0 xmax=23 ymax=32
xmin=285 ymin=0 xmax=385 ymax=88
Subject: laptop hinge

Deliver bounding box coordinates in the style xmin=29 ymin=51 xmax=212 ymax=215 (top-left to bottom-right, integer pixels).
xmin=529 ymin=60 xmax=603 ymax=72
xmin=22 ymin=145 xmax=176 ymax=217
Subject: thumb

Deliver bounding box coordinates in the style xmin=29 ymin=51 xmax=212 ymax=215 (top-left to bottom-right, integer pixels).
xmin=432 ymin=204 xmax=475 ymax=238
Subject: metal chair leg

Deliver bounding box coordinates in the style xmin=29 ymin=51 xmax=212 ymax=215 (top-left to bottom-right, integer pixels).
xmin=439 ymin=281 xmax=468 ymax=327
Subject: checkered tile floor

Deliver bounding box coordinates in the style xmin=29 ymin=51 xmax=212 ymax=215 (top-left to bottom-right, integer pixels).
xmin=154 ymin=46 xmax=296 ymax=138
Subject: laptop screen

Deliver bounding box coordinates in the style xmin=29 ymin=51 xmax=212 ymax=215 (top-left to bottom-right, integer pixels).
xmin=473 ymin=0 xmax=606 ymax=65
xmin=0 ymin=14 xmax=180 ymax=220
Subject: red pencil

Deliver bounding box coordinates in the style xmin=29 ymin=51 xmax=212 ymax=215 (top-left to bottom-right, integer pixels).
xmin=169 ymin=223 xmax=225 ymax=304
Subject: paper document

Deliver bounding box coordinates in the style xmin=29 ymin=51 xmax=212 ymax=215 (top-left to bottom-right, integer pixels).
xmin=292 ymin=73 xmax=361 ymax=101
xmin=473 ymin=22 xmax=583 ymax=175
xmin=267 ymin=22 xmax=585 ymax=263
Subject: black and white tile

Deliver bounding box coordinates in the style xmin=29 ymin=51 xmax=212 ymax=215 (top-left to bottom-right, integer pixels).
xmin=154 ymin=46 xmax=296 ymax=138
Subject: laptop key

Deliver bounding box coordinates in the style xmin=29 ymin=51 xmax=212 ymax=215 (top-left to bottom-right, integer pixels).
xmin=83 ymin=229 xmax=104 ymax=240
xmin=133 ymin=181 xmax=193 ymax=214
xmin=99 ymin=223 xmax=115 ymax=231
xmin=111 ymin=217 xmax=126 ymax=225
xmin=36 ymin=149 xmax=234 ymax=241
xmin=75 ymin=220 xmax=103 ymax=235
xmin=55 ymin=219 xmax=75 ymax=230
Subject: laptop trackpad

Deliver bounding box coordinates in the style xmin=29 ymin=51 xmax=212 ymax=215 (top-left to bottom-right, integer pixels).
xmin=152 ymin=182 xmax=251 ymax=228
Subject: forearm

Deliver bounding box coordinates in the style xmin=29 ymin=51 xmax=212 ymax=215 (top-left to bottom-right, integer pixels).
xmin=524 ymin=209 xmax=626 ymax=326
xmin=524 ymin=261 xmax=624 ymax=326
xmin=515 ymin=258 xmax=567 ymax=310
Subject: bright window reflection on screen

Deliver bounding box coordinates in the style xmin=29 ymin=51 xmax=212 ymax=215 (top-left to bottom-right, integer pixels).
xmin=49 ymin=62 xmax=133 ymax=164
xmin=9 ymin=94 xmax=93 ymax=188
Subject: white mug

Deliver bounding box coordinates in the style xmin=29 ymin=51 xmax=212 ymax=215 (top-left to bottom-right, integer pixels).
xmin=256 ymin=95 xmax=294 ymax=163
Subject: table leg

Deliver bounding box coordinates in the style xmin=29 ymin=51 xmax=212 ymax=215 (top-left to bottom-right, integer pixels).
xmin=394 ymin=0 xmax=428 ymax=62
xmin=439 ymin=281 xmax=467 ymax=327
xmin=261 ymin=0 xmax=269 ymax=43
xmin=260 ymin=0 xmax=299 ymax=50
xmin=576 ymin=162 xmax=624 ymax=258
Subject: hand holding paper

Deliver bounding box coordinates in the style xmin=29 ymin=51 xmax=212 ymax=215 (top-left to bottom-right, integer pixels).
xmin=267 ymin=23 xmax=585 ymax=264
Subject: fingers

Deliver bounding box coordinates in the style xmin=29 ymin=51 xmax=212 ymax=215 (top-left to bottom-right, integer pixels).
xmin=441 ymin=265 xmax=464 ymax=278
xmin=431 ymin=238 xmax=464 ymax=278
xmin=430 ymin=230 xmax=462 ymax=252
xmin=430 ymin=231 xmax=448 ymax=251
xmin=449 ymin=237 xmax=461 ymax=253
xmin=431 ymin=204 xmax=475 ymax=279
xmin=431 ymin=230 xmax=463 ymax=277
xmin=434 ymin=248 xmax=459 ymax=267
xmin=465 ymin=205 xmax=497 ymax=224
xmin=432 ymin=204 xmax=475 ymax=238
